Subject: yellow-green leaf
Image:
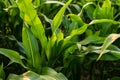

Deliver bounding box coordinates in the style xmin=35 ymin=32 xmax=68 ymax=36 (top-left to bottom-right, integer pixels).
xmin=0 ymin=48 xmax=25 ymax=68
xmin=52 ymin=0 xmax=72 ymax=32
xmin=16 ymin=0 xmax=47 ymax=49
xmin=97 ymin=34 xmax=120 ymax=60
xmin=22 ymin=24 xmax=41 ymax=72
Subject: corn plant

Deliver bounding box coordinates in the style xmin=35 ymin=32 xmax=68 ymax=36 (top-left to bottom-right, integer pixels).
xmin=0 ymin=0 xmax=73 ymax=79
xmin=0 ymin=0 xmax=120 ymax=80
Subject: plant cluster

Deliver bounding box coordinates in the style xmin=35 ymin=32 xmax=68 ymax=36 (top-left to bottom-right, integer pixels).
xmin=0 ymin=0 xmax=120 ymax=80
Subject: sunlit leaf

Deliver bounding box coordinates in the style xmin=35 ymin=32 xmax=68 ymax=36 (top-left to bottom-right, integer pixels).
xmin=52 ymin=0 xmax=72 ymax=32
xmin=7 ymin=67 xmax=68 ymax=80
xmin=46 ymin=32 xmax=57 ymax=60
xmin=22 ymin=23 xmax=41 ymax=72
xmin=97 ymin=34 xmax=120 ymax=60
xmin=16 ymin=0 xmax=47 ymax=49
xmin=89 ymin=19 xmax=120 ymax=25
xmin=41 ymin=67 xmax=68 ymax=80
xmin=70 ymin=24 xmax=88 ymax=37
xmin=68 ymin=14 xmax=84 ymax=27
xmin=33 ymin=0 xmax=40 ymax=8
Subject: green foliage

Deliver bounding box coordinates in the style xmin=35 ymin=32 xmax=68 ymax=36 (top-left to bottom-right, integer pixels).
xmin=0 ymin=63 xmax=5 ymax=80
xmin=0 ymin=48 xmax=25 ymax=67
xmin=0 ymin=0 xmax=120 ymax=80
xmin=22 ymin=23 xmax=41 ymax=73
xmin=17 ymin=0 xmax=47 ymax=50
xmin=52 ymin=0 xmax=72 ymax=32
xmin=97 ymin=34 xmax=120 ymax=60
xmin=7 ymin=67 xmax=67 ymax=80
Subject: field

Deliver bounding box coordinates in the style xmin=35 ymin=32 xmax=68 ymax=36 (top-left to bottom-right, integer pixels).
xmin=0 ymin=0 xmax=120 ymax=80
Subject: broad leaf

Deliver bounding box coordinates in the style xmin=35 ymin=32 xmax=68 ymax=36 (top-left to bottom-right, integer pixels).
xmin=80 ymin=31 xmax=104 ymax=45
xmin=97 ymin=34 xmax=120 ymax=60
xmin=16 ymin=0 xmax=47 ymax=49
xmin=52 ymin=0 xmax=72 ymax=32
xmin=22 ymin=24 xmax=41 ymax=73
xmin=68 ymin=14 xmax=84 ymax=27
xmin=41 ymin=67 xmax=68 ymax=80
xmin=7 ymin=71 xmax=40 ymax=80
xmin=70 ymin=24 xmax=89 ymax=38
xmin=7 ymin=67 xmax=68 ymax=80
xmin=0 ymin=48 xmax=25 ymax=68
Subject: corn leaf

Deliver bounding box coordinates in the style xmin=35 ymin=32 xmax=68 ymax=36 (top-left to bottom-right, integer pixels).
xmin=0 ymin=63 xmax=5 ymax=80
xmin=7 ymin=67 xmax=68 ymax=80
xmin=70 ymin=24 xmax=89 ymax=38
xmin=78 ymin=2 xmax=95 ymax=16
xmin=89 ymin=19 xmax=120 ymax=25
xmin=52 ymin=0 xmax=72 ymax=32
xmin=33 ymin=0 xmax=40 ymax=8
xmin=41 ymin=67 xmax=68 ymax=80
xmin=0 ymin=48 xmax=25 ymax=68
xmin=57 ymin=30 xmax=64 ymax=43
xmin=68 ymin=14 xmax=84 ymax=27
xmin=22 ymin=24 xmax=41 ymax=72
xmin=16 ymin=0 xmax=47 ymax=49
xmin=97 ymin=34 xmax=120 ymax=60
xmin=46 ymin=32 xmax=57 ymax=60
xmin=45 ymin=1 xmax=71 ymax=13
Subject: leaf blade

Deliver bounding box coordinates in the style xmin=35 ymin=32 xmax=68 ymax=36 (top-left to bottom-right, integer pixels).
xmin=97 ymin=34 xmax=120 ymax=60
xmin=52 ymin=0 xmax=72 ymax=32
xmin=22 ymin=23 xmax=41 ymax=72
xmin=0 ymin=48 xmax=25 ymax=68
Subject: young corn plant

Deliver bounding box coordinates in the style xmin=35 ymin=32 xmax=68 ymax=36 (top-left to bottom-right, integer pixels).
xmin=0 ymin=0 xmax=120 ymax=80
xmin=0 ymin=0 xmax=72 ymax=79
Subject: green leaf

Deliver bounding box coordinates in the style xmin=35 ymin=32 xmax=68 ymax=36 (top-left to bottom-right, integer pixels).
xmin=41 ymin=67 xmax=68 ymax=80
xmin=16 ymin=0 xmax=47 ymax=49
xmin=68 ymin=14 xmax=84 ymax=27
xmin=70 ymin=24 xmax=89 ymax=37
xmin=93 ymin=0 xmax=113 ymax=19
xmin=45 ymin=1 xmax=71 ymax=13
xmin=80 ymin=31 xmax=104 ymax=45
xmin=7 ymin=74 xmax=22 ymax=80
xmin=97 ymin=34 xmax=120 ymax=60
xmin=87 ymin=44 xmax=120 ymax=61
xmin=0 ymin=63 xmax=5 ymax=80
xmin=33 ymin=0 xmax=40 ymax=8
xmin=41 ymin=67 xmax=57 ymax=75
xmin=22 ymin=23 xmax=41 ymax=72
xmin=78 ymin=2 xmax=95 ymax=16
xmin=102 ymin=0 xmax=112 ymax=19
xmin=84 ymin=4 xmax=95 ymax=20
xmin=111 ymin=77 xmax=120 ymax=80
xmin=89 ymin=19 xmax=120 ymax=25
xmin=52 ymin=0 xmax=72 ymax=32
xmin=7 ymin=67 xmax=68 ymax=80
xmin=46 ymin=32 xmax=57 ymax=60
xmin=57 ymin=30 xmax=64 ymax=43
xmin=65 ymin=19 xmax=120 ymax=42
xmin=0 ymin=48 xmax=25 ymax=68
xmin=7 ymin=71 xmax=40 ymax=80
